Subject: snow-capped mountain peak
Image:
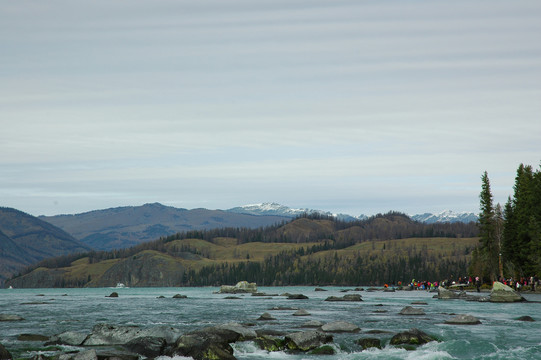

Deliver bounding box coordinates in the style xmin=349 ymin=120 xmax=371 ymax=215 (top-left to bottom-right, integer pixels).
xmin=410 ymin=210 xmax=477 ymax=224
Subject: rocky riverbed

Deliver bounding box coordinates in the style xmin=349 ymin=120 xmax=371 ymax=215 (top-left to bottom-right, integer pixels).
xmin=1 ymin=285 xmax=540 ymax=360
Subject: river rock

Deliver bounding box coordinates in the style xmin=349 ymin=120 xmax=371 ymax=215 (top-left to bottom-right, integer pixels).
xmin=399 ymin=306 xmax=426 ymax=316
xmin=0 ymin=343 xmax=12 ymax=360
xmin=17 ymin=334 xmax=49 ymax=341
xmin=321 ymin=321 xmax=360 ymax=333
xmin=301 ymin=320 xmax=324 ymax=328
xmin=287 ymin=294 xmax=309 ymax=300
xmin=168 ymin=326 xmax=240 ymax=360
xmin=257 ymin=312 xmax=276 ymax=321
xmin=293 ymin=309 xmax=311 ymax=316
xmin=314 ymin=287 xmax=327 ymax=291
xmin=324 ymin=294 xmax=362 ymax=302
xmin=437 ymin=287 xmax=460 ymax=299
xmin=46 ymin=331 xmax=89 ymax=346
xmin=123 ymin=336 xmax=167 ymax=358
xmin=0 ymin=314 xmax=24 ymax=321
xmin=390 ymin=328 xmax=436 ymax=346
xmin=445 ymin=314 xmax=481 ymax=325
xmin=254 ymin=335 xmax=285 ymax=352
xmin=310 ymin=345 xmax=335 ymax=355
xmin=357 ymin=337 xmax=382 ymax=350
xmin=83 ymin=324 xmax=182 ymax=346
xmin=216 ymin=323 xmax=257 ymax=340
xmin=284 ymin=330 xmax=333 ymax=352
xmin=172 ymin=294 xmax=187 ymax=299
xmin=490 ymin=282 xmax=525 ymax=303
xmin=73 ymin=349 xmax=98 ymax=360
xmin=106 ymin=292 xmax=119 ymax=298
xmin=516 ymin=316 xmax=535 ymax=322
xmin=218 ymin=281 xmax=257 ymax=294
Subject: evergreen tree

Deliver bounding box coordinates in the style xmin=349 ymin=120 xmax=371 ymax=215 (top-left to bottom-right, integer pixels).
xmin=476 ymin=171 xmax=498 ymax=282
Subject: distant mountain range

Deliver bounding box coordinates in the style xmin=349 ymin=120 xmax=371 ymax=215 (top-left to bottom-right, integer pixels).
xmin=40 ymin=203 xmax=290 ymax=251
xmin=228 ymin=202 xmax=477 ymax=224
xmin=227 ymin=202 xmax=368 ymax=222
xmin=39 ymin=202 xmax=477 ymax=252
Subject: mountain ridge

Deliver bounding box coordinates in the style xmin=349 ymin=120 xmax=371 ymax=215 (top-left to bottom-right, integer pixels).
xmin=227 ymin=202 xmax=477 ymax=224
xmin=0 ymin=207 xmax=91 ymax=285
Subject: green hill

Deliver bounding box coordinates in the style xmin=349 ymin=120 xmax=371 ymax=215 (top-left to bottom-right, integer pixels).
xmin=7 ymin=213 xmax=479 ymax=288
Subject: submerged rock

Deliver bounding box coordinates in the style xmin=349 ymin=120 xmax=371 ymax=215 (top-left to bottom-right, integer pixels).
xmin=390 ymin=328 xmax=436 ymax=346
xmin=172 ymin=294 xmax=187 ymax=299
xmin=106 ymin=292 xmax=119 ymax=298
xmin=444 ymin=314 xmax=481 ymax=325
xmin=516 ymin=316 xmax=535 ymax=322
xmin=490 ymin=282 xmax=525 ymax=303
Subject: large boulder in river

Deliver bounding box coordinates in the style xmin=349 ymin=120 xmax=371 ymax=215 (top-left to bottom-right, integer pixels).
xmin=123 ymin=336 xmax=167 ymax=358
xmin=83 ymin=324 xmax=181 ymax=346
xmin=46 ymin=331 xmax=89 ymax=346
xmin=219 ymin=281 xmax=257 ymax=294
xmin=284 ymin=330 xmax=333 ymax=352
xmin=0 ymin=343 xmax=13 ymax=360
xmin=437 ymin=287 xmax=460 ymax=299
xmin=490 ymin=282 xmax=525 ymax=303
xmin=168 ymin=326 xmax=240 ymax=360
xmin=390 ymin=328 xmax=436 ymax=346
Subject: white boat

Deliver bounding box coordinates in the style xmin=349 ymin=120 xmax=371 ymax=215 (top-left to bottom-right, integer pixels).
xmin=116 ymin=283 xmax=126 ymax=288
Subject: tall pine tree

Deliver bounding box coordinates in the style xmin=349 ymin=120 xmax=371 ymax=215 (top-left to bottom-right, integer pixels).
xmin=476 ymin=171 xmax=498 ymax=282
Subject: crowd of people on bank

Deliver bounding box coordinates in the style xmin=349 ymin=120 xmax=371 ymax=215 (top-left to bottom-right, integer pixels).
xmin=391 ymin=275 xmax=540 ymax=292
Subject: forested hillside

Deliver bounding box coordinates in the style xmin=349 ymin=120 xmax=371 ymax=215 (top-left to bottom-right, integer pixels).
xmin=7 ymin=212 xmax=478 ymax=288
xmin=0 ymin=207 xmax=91 ymax=285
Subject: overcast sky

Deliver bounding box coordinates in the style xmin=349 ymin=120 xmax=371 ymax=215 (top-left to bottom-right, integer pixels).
xmin=1 ymin=0 xmax=540 ymax=217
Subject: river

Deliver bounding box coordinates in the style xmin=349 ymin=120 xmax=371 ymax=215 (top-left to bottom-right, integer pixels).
xmin=1 ymin=286 xmax=540 ymax=359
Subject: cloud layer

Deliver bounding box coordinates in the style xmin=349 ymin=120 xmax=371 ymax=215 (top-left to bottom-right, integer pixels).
xmin=1 ymin=0 xmax=540 ymax=216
